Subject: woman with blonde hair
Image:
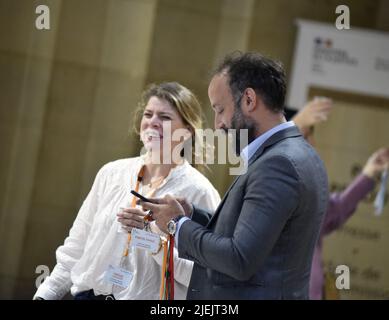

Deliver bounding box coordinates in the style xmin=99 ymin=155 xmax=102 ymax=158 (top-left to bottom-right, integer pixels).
xmin=33 ymin=82 xmax=220 ymax=300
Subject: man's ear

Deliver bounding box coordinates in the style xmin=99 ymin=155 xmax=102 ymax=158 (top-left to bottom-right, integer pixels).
xmin=243 ymin=88 xmax=257 ymax=113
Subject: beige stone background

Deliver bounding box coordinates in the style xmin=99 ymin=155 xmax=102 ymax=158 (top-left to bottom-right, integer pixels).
xmin=0 ymin=0 xmax=388 ymax=299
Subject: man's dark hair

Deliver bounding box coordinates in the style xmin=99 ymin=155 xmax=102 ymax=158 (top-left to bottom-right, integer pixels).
xmin=213 ymin=51 xmax=286 ymax=112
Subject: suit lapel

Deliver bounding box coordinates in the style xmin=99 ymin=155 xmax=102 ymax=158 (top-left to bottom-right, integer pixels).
xmin=207 ymin=174 xmax=242 ymax=227
xmin=207 ymin=126 xmax=302 ymax=228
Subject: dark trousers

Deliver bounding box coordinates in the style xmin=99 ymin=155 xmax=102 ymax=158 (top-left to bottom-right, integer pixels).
xmin=74 ymin=289 xmax=115 ymax=300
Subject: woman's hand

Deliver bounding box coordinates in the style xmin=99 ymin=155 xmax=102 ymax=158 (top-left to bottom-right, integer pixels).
xmin=117 ymin=207 xmax=147 ymax=232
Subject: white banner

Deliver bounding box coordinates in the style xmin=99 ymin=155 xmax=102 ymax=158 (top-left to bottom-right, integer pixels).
xmin=287 ymin=19 xmax=389 ymax=109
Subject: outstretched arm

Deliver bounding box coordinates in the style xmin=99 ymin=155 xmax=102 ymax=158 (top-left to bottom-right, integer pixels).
xmin=321 ymin=148 xmax=389 ymax=236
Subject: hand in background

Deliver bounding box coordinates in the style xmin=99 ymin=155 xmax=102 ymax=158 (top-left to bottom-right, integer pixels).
xmin=362 ymin=148 xmax=389 ymax=179
xmin=292 ymin=97 xmax=333 ymax=134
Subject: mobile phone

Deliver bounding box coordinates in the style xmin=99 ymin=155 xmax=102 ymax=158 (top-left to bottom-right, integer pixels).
xmin=130 ymin=190 xmax=155 ymax=222
xmin=130 ymin=190 xmax=154 ymax=203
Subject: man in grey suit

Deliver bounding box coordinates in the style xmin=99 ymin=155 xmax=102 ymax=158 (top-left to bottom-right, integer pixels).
xmin=141 ymin=52 xmax=329 ymax=299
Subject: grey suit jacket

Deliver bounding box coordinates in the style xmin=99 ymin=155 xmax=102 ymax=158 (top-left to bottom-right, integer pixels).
xmin=178 ymin=126 xmax=328 ymax=299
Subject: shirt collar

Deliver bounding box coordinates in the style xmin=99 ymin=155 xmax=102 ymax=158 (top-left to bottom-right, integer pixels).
xmin=240 ymin=121 xmax=296 ymax=162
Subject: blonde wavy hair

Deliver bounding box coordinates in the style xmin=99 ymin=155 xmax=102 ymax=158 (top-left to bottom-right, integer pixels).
xmin=133 ymin=82 xmax=208 ymax=171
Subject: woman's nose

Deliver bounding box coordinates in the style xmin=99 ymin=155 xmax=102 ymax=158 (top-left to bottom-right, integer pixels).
xmin=149 ymin=115 xmax=161 ymax=128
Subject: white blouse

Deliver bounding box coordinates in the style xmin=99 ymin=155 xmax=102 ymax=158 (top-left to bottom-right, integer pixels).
xmin=34 ymin=156 xmax=220 ymax=300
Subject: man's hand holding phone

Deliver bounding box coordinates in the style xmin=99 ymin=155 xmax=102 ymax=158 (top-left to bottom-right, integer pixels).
xmin=131 ymin=191 xmax=193 ymax=218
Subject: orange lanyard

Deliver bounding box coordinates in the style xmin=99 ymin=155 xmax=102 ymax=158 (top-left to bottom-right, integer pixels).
xmin=122 ymin=165 xmax=145 ymax=257
xmin=122 ymin=165 xmax=166 ymax=257
xmin=159 ymin=235 xmax=174 ymax=300
xmin=121 ymin=163 xmax=174 ymax=299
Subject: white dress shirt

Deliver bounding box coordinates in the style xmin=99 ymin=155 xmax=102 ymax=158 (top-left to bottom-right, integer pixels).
xmin=34 ymin=156 xmax=220 ymax=300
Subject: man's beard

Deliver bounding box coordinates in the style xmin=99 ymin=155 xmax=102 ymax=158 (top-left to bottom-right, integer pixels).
xmin=227 ymin=106 xmax=258 ymax=155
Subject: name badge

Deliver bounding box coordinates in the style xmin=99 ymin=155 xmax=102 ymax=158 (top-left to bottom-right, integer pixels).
xmin=131 ymin=228 xmax=161 ymax=254
xmin=104 ymin=265 xmax=133 ymax=288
